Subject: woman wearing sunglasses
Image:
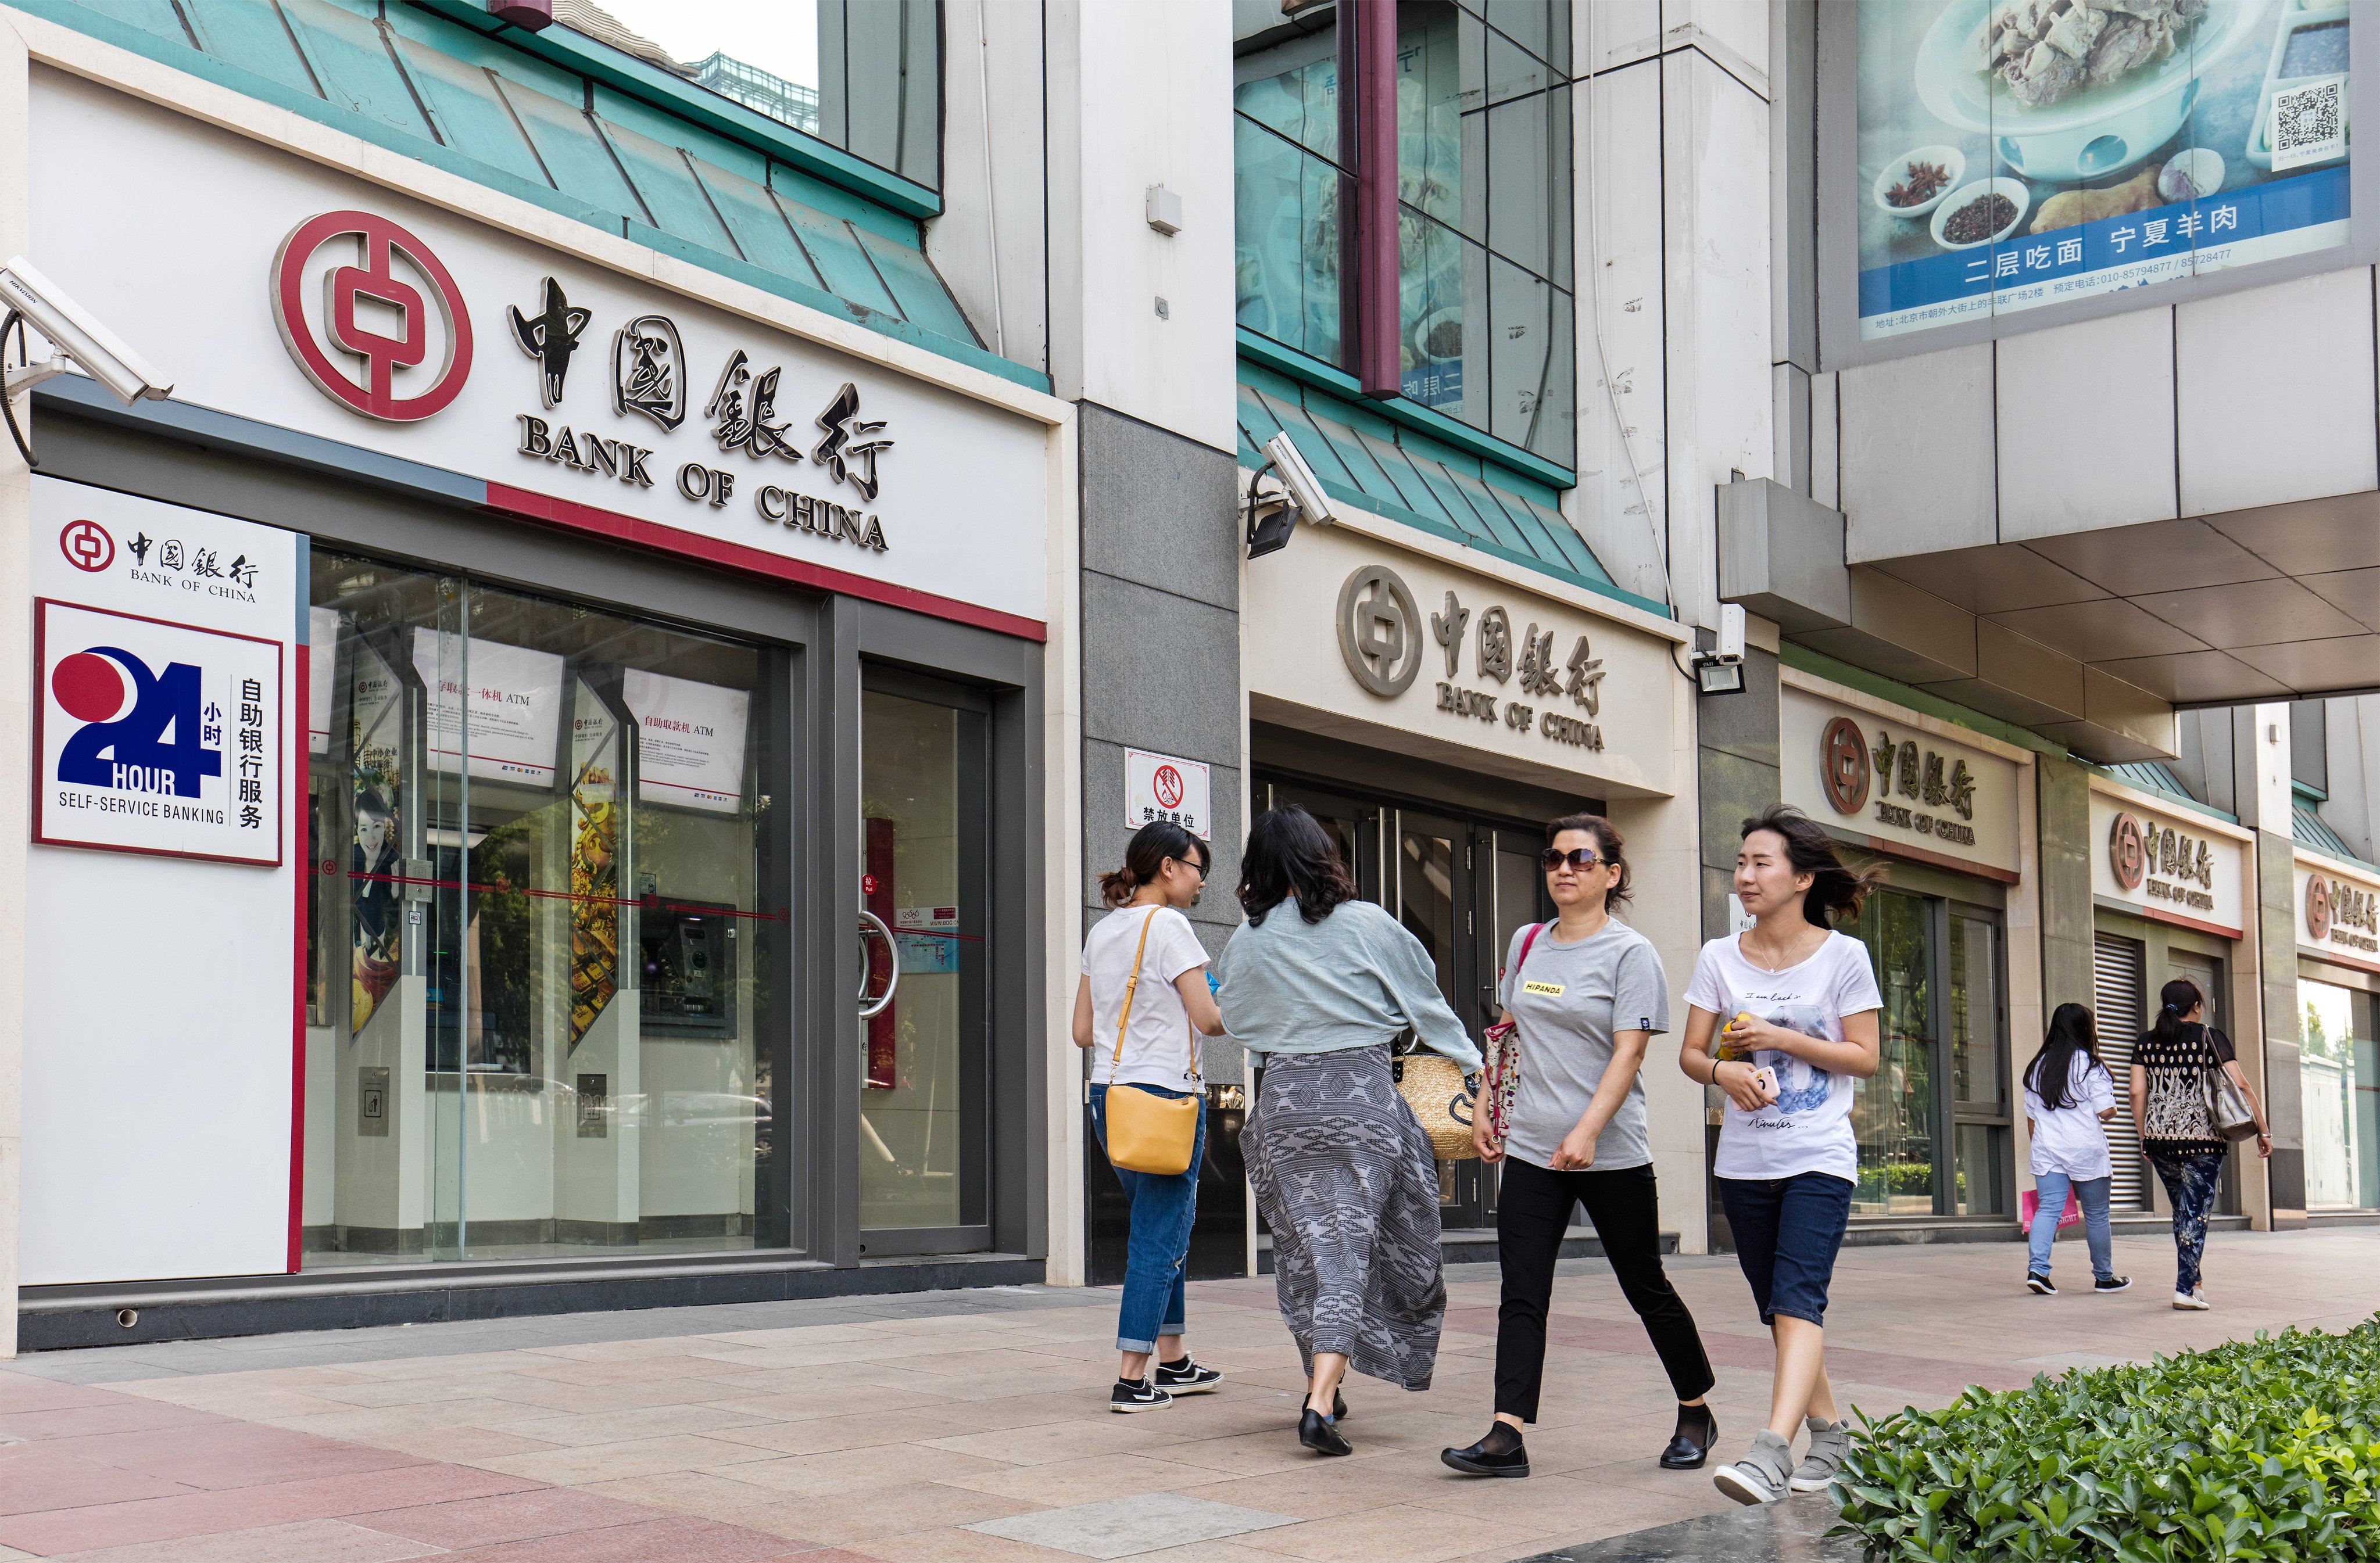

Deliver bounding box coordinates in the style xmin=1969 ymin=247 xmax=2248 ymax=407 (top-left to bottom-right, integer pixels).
xmin=1441 ymin=815 xmax=1716 ymax=1480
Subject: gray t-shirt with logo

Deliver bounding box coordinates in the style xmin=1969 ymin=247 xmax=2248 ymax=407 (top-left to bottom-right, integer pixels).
xmin=1497 ymin=918 xmax=1670 ymax=1171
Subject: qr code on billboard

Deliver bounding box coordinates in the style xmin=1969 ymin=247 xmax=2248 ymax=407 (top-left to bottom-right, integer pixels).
xmin=2270 ymin=76 xmax=2346 ymax=173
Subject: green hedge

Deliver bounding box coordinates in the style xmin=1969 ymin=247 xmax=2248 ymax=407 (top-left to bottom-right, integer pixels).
xmin=1833 ymin=1317 xmax=2380 ymax=1561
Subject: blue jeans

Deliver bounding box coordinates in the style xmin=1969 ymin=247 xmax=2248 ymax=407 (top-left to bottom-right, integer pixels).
xmin=2148 ymin=1148 xmax=2225 ymax=1295
xmin=1090 ymin=1084 xmax=1207 ymax=1355
xmin=2025 ymin=1172 xmax=2114 ymax=1282
xmin=1716 ymin=1171 xmax=1854 ymax=1328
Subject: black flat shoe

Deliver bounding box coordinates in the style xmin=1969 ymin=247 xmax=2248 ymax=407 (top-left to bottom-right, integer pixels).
xmin=1333 ymin=1390 xmax=1348 ymax=1421
xmin=1660 ymin=1413 xmax=1716 ymax=1470
xmin=1440 ymin=1435 xmax=1530 ymax=1478
xmin=1298 ymin=1407 xmax=1352 ymax=1456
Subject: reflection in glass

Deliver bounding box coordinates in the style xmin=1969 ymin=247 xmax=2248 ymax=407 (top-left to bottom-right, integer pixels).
xmin=2302 ymin=978 xmax=2362 ymax=1209
xmin=301 ymin=554 xmax=782 ymax=1266
xmin=1236 ymin=118 xmax=1344 ymax=364
xmin=860 ymin=690 xmax=989 ymax=1235
xmin=1398 ymin=825 xmax=1459 ymax=1005
xmin=1949 ymin=915 xmax=2002 ymax=1105
xmin=1848 ymin=890 xmax=1936 ymax=1215
xmin=1953 ymin=1123 xmax=2006 ymax=1217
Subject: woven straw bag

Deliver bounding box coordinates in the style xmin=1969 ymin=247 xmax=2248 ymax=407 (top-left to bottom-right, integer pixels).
xmin=1394 ymin=1052 xmax=1477 ymax=1160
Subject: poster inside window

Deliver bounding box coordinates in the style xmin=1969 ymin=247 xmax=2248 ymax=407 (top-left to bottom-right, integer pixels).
xmin=1855 ymin=1 xmax=2351 ymax=343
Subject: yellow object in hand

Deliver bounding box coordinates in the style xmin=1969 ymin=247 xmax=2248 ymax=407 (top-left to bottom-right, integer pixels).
xmin=1716 ymin=1011 xmax=1758 ymax=1061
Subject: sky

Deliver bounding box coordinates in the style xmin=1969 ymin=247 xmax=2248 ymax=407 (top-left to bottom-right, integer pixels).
xmin=593 ymin=0 xmax=820 ymax=86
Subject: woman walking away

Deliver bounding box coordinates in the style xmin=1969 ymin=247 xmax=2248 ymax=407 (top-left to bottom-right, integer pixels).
xmin=1443 ymin=813 xmax=1717 ymax=1480
xmin=1073 ymin=822 xmax=1232 ymax=1412
xmin=2132 ymin=977 xmax=2270 ymax=1311
xmin=2023 ymin=1004 xmax=2128 ymax=1297
xmin=1220 ymin=806 xmax=1481 ymax=1458
xmin=1681 ymin=805 xmax=1882 ymax=1507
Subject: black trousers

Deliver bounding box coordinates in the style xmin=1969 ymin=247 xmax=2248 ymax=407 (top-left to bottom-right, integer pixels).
xmin=1494 ymin=1156 xmax=1715 ymax=1422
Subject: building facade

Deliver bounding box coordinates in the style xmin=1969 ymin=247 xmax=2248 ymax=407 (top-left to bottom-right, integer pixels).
xmin=8 ymin=0 xmax=2380 ymax=1353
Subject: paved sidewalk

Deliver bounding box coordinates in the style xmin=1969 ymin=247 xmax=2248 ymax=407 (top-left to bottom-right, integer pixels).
xmin=0 ymin=1227 xmax=2372 ymax=1562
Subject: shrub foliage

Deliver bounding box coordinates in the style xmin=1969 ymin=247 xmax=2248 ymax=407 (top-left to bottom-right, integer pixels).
xmin=1831 ymin=1317 xmax=2380 ymax=1561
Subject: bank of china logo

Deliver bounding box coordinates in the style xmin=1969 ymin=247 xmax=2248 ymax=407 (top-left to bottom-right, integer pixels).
xmin=273 ymin=210 xmax=474 ymax=422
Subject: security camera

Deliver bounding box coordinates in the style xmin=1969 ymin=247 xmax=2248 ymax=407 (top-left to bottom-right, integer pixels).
xmin=0 ymin=257 xmax=173 ymax=406
xmin=1263 ymin=431 xmax=1336 ymax=527
xmin=1714 ymin=602 xmax=1746 ymax=665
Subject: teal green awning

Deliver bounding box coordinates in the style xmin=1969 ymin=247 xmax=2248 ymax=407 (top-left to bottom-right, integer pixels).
xmin=31 ymin=0 xmax=1037 ymax=389
xmin=1237 ymin=361 xmax=1660 ymax=616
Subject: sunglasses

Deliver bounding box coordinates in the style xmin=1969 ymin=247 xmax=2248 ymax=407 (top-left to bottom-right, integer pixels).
xmin=1540 ymin=847 xmax=1612 ymax=872
xmin=1172 ymin=856 xmax=1209 ymax=880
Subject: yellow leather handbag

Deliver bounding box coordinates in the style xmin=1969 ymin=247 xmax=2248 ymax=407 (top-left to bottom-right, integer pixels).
xmin=1103 ymin=908 xmax=1202 ymax=1176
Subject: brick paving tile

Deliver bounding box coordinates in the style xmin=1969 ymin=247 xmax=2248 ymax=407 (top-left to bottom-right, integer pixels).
xmin=431 ymin=1511 xmax=810 ymax=1562
xmin=0 ymin=1399 xmax=224 ymax=1443
xmin=46 ymin=1517 xmax=445 ymax=1563
xmin=0 ymin=1457 xmax=545 ymax=1554
xmin=0 ymin=1445 xmax=199 ymax=1517
xmin=36 ymin=1418 xmax=427 ymax=1490
xmin=348 ymin=1485 xmax=674 ymax=1547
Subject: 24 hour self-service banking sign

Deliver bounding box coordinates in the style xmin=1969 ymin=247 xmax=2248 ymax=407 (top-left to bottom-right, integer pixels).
xmin=31 ymin=481 xmax=295 ymax=867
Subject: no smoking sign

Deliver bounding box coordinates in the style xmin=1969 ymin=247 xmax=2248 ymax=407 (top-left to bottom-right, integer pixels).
xmin=1124 ymin=747 xmax=1210 ymax=840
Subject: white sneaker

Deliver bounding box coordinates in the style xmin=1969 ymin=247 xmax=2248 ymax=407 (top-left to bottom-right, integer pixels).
xmin=2172 ymin=1289 xmax=2210 ymax=1311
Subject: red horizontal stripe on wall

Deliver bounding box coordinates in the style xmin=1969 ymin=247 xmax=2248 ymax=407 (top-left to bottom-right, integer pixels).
xmin=482 ymin=483 xmax=1048 ymax=643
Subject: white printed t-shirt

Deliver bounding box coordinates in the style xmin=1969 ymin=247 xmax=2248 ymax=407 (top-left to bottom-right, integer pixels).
xmin=1085 ymin=905 xmax=1208 ymax=1092
xmin=1685 ymin=931 xmax=1882 ymax=1185
xmin=2024 ymin=1053 xmax=2116 ymax=1180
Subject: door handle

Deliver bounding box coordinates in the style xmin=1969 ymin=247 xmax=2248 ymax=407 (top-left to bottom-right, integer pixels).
xmin=858 ymin=910 xmax=901 ymax=1018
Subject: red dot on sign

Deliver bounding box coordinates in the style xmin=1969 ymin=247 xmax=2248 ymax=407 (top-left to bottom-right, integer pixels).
xmin=52 ymin=652 xmax=125 ymax=722
xmin=861 ymin=874 xmax=878 ymax=895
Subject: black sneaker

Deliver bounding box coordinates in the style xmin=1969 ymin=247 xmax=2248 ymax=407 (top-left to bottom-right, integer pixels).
xmin=1154 ymin=1357 xmax=1223 ymax=1395
xmin=1111 ymin=1377 xmax=1172 ymax=1413
xmin=2093 ymin=1275 xmax=2132 ymax=1293
xmin=2026 ymin=1272 xmax=2057 ymax=1296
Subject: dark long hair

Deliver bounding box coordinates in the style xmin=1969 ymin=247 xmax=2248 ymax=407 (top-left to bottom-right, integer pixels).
xmin=2025 ymin=1002 xmax=2103 ymax=1111
xmin=1237 ymin=806 xmax=1357 ymax=926
xmin=1546 ymin=812 xmax=1631 ymax=912
xmin=1098 ymin=821 xmax=1208 ymax=908
xmin=1741 ymin=804 xmax=1886 ymax=929
xmin=2148 ymin=977 xmax=2204 ymax=1046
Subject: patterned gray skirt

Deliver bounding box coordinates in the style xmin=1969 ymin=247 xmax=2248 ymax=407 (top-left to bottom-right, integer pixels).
xmin=1246 ymin=1044 xmax=1447 ymax=1391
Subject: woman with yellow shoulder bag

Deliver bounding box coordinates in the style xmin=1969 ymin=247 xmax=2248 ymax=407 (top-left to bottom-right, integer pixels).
xmin=1071 ymin=822 xmax=1231 ymax=1413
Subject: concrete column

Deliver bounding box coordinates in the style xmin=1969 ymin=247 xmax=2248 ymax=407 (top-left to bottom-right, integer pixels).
xmin=2244 ymin=705 xmax=2300 ymax=1227
xmin=0 ymin=13 xmax=29 ymax=1358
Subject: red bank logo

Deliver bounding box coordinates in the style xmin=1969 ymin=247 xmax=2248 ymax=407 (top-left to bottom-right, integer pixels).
xmin=272 ymin=211 xmax=474 ymax=422
xmin=59 ymin=518 xmax=113 ymax=572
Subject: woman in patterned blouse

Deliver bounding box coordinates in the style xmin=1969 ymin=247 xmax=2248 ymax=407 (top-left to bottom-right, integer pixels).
xmin=2130 ymin=977 xmax=2270 ymax=1311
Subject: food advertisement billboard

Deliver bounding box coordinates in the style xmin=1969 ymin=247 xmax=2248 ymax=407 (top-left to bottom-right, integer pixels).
xmin=1856 ymin=0 xmax=2352 ymax=343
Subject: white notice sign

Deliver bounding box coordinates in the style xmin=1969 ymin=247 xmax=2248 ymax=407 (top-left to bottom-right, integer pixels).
xmin=307 ymin=605 xmax=339 ymax=755
xmin=411 ymin=629 xmax=566 ymax=786
xmin=621 ymin=670 xmax=749 ymax=814
xmin=1125 ymin=748 xmax=1211 ymax=841
xmin=36 ymin=599 xmax=284 ymax=866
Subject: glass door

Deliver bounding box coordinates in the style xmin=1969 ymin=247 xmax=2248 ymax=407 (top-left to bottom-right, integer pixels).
xmin=1848 ymin=888 xmax=1938 ymax=1216
xmin=857 ymin=677 xmax=990 ymax=1250
xmin=303 ymin=554 xmax=785 ymax=1267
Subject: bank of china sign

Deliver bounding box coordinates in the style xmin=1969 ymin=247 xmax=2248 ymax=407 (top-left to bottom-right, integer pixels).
xmin=1336 ymin=564 xmax=1608 ymax=752
xmin=2297 ymin=849 xmax=2380 ymax=970
xmin=2089 ymin=786 xmax=2245 ymax=940
xmin=1782 ymin=683 xmax=2021 ymax=880
xmin=269 ymin=211 xmax=942 ymax=567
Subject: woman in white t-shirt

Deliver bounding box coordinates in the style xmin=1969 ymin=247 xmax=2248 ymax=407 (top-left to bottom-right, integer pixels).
xmin=2021 ymin=1003 xmax=2128 ymax=1297
xmin=1071 ymin=822 xmax=1230 ymax=1413
xmin=1680 ymin=806 xmax=1882 ymax=1508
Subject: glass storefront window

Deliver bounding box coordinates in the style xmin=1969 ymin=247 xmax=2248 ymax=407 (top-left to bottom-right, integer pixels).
xmin=2301 ymin=978 xmax=2367 ymax=1209
xmin=858 ymin=686 xmax=989 ymax=1240
xmin=585 ymin=0 xmax=939 ymax=187
xmin=1849 ymin=889 xmax=1936 ymax=1215
xmin=1236 ymin=21 xmax=1346 ymax=366
xmin=301 ymin=553 xmax=786 ymax=1266
xmin=1393 ymin=0 xmax=1575 ymax=467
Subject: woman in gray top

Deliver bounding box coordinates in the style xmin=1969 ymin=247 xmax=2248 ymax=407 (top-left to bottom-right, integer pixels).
xmin=1441 ymin=814 xmax=1716 ymax=1480
xmin=1218 ymin=806 xmax=1481 ymax=1458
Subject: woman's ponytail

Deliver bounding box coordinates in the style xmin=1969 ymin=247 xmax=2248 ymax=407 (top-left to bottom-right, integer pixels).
xmin=1099 ymin=820 xmax=1207 ymax=908
xmin=2148 ymin=977 xmax=2203 ymax=1047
